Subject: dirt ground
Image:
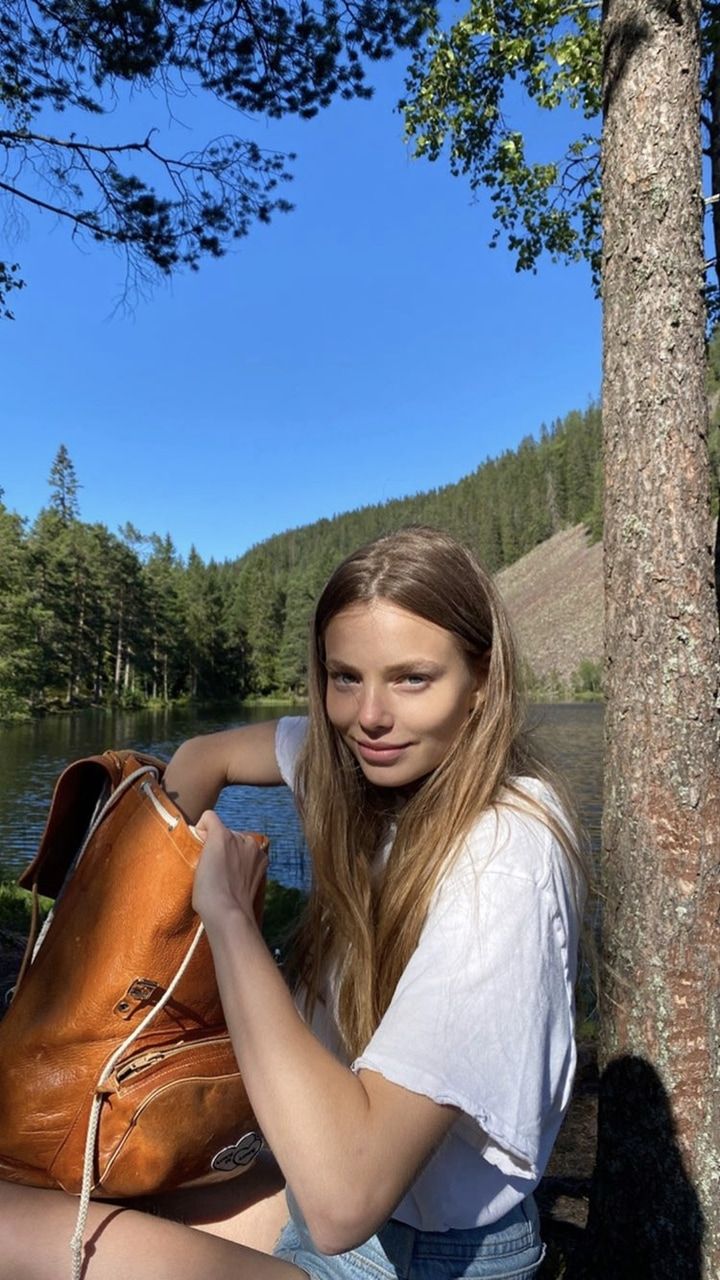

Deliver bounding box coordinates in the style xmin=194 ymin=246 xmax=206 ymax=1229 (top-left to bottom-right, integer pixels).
xmin=537 ymin=1042 xmax=598 ymax=1276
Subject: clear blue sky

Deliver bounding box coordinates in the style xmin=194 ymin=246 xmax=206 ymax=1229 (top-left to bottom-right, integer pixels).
xmin=1 ymin=49 xmax=600 ymax=563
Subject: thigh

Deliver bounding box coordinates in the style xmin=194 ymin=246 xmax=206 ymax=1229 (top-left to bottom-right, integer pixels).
xmin=0 ymin=1180 xmax=305 ymax=1280
xmin=136 ymin=1150 xmax=289 ymax=1249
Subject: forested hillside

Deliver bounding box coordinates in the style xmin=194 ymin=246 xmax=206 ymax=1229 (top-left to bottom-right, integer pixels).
xmin=1 ymin=379 xmax=715 ymax=720
xmin=0 ymin=407 xmax=599 ymax=718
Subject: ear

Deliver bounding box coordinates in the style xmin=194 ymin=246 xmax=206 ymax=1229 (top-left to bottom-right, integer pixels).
xmin=468 ymin=649 xmax=491 ymax=711
xmin=468 ymin=688 xmax=484 ymax=714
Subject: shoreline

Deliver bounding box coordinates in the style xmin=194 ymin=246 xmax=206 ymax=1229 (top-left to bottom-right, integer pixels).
xmin=0 ymin=692 xmax=604 ymax=728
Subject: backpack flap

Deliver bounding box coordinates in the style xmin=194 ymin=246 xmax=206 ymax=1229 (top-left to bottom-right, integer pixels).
xmin=18 ymin=750 xmax=170 ymax=900
xmin=18 ymin=754 xmax=127 ymax=899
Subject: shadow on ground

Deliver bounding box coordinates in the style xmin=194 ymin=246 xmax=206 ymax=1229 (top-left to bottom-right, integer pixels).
xmin=537 ymin=1049 xmax=705 ymax=1280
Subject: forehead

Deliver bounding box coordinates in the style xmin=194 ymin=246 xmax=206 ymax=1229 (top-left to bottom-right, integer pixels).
xmin=324 ymin=600 xmax=461 ymax=661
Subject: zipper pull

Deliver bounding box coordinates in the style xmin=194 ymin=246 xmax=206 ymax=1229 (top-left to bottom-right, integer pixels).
xmin=113 ymin=1049 xmax=166 ymax=1086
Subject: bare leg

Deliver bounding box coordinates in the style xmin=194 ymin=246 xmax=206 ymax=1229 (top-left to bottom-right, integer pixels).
xmin=0 ymin=1181 xmax=307 ymax=1280
xmin=137 ymin=1150 xmax=290 ymax=1249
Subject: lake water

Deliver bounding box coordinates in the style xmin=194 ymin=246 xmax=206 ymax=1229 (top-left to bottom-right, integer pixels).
xmin=0 ymin=703 xmax=603 ymax=889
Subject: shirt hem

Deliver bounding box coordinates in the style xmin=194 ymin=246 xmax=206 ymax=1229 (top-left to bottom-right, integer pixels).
xmin=352 ymin=1057 xmax=540 ymax=1181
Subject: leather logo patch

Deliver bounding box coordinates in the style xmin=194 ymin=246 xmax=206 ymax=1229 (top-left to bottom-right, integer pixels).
xmin=210 ymin=1131 xmax=263 ymax=1173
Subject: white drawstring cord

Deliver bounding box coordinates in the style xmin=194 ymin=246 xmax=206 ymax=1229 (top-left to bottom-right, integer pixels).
xmin=69 ymin=920 xmax=206 ymax=1280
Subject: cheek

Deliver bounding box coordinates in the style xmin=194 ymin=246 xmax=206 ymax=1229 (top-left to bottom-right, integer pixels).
xmin=325 ymin=688 xmax=353 ymax=730
xmin=424 ymin=689 xmax=474 ymax=743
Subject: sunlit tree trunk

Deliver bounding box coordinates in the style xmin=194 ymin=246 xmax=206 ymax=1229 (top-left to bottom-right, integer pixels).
xmin=114 ymin=598 xmax=124 ymax=695
xmin=590 ymin=0 xmax=720 ymax=1273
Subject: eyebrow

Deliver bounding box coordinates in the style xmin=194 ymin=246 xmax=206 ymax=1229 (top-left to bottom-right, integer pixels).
xmin=324 ymin=659 xmax=446 ymax=678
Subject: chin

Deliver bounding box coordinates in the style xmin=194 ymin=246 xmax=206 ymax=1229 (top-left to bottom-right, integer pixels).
xmin=358 ymin=762 xmax=426 ymax=789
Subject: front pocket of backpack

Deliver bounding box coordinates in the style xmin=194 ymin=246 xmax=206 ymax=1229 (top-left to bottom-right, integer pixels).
xmin=93 ymin=1035 xmax=261 ymax=1198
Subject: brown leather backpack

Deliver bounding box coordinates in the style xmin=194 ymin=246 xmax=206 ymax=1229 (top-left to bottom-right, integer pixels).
xmin=0 ymin=749 xmax=265 ymax=1207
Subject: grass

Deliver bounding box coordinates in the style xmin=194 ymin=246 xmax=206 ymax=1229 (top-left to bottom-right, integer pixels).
xmin=262 ymin=881 xmax=307 ymax=955
xmin=0 ymin=881 xmax=52 ymax=933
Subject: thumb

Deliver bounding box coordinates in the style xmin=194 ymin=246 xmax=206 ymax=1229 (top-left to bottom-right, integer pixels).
xmin=195 ymin=809 xmax=222 ymax=841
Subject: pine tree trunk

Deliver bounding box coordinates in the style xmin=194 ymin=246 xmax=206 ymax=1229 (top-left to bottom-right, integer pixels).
xmin=114 ymin=598 xmax=124 ymax=695
xmin=95 ymin=644 xmax=103 ymax=702
xmin=589 ymin=0 xmax=720 ymax=1274
xmin=73 ymin=589 xmax=85 ymax=699
xmin=152 ymin=634 xmax=158 ymax=701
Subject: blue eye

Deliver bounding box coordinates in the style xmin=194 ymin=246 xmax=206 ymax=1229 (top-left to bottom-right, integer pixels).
xmin=330 ymin=671 xmax=359 ymax=686
xmin=402 ymin=674 xmax=430 ymax=686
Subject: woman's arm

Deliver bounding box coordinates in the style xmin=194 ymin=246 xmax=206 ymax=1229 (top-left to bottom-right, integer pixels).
xmin=193 ymin=812 xmax=459 ymax=1256
xmin=163 ymin=721 xmax=283 ymax=823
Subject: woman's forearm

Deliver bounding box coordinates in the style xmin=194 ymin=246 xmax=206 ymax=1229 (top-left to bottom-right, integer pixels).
xmin=204 ymin=909 xmax=454 ymax=1254
xmin=206 ymin=911 xmax=377 ymax=1248
xmin=187 ymin=800 xmax=455 ymax=1253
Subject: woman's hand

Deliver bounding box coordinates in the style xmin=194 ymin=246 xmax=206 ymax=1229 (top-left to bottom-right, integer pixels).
xmin=191 ymin=810 xmax=268 ymax=931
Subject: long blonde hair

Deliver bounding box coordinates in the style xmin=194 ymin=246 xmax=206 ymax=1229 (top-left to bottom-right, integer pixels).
xmin=292 ymin=526 xmax=588 ymax=1059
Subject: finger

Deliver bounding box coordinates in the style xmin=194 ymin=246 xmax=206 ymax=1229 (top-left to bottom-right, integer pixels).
xmin=235 ymin=831 xmax=267 ymax=857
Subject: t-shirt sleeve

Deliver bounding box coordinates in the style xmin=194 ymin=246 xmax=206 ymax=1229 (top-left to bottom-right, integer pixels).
xmin=273 ymin=715 xmax=309 ymax=790
xmin=352 ymin=808 xmax=578 ymax=1181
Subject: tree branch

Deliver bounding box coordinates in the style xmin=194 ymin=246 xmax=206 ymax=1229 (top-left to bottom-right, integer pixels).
xmin=0 ymin=175 xmax=108 ymax=236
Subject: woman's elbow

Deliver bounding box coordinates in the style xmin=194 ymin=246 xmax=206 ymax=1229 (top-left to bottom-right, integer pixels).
xmin=163 ymin=735 xmax=225 ymax=821
xmin=302 ymin=1195 xmax=388 ymax=1256
xmin=305 ymin=1216 xmax=369 ymax=1257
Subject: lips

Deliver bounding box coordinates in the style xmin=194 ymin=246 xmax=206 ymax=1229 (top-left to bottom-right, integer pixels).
xmin=353 ymin=739 xmax=412 ymax=764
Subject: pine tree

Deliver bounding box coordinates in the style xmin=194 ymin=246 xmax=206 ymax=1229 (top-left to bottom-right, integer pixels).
xmin=0 ymin=500 xmax=38 ymax=715
xmin=47 ymin=445 xmax=81 ymax=524
xmin=278 ymin=568 xmax=317 ymax=696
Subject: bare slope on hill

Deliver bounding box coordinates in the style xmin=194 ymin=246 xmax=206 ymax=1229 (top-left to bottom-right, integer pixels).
xmin=496 ymin=525 xmax=602 ymax=684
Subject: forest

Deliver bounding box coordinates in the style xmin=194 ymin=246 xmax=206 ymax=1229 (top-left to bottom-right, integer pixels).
xmin=1 ymin=363 xmax=717 ymax=720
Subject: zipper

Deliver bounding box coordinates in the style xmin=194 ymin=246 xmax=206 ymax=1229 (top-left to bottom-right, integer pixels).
xmin=115 ymin=1050 xmax=165 ymax=1083
xmin=113 ymin=1035 xmax=231 ymax=1088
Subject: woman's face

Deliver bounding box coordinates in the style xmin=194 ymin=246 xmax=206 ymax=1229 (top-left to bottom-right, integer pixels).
xmin=324 ymin=599 xmax=483 ymax=789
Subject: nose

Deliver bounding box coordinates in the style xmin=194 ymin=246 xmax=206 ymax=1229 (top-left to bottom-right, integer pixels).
xmin=357 ymin=682 xmax=393 ymax=735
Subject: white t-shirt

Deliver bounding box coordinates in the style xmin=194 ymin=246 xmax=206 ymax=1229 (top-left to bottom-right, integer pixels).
xmin=274 ymin=715 xmax=582 ymax=1232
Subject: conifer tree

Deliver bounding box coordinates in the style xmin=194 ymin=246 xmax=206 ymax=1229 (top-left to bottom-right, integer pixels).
xmin=47 ymin=445 xmax=81 ymax=524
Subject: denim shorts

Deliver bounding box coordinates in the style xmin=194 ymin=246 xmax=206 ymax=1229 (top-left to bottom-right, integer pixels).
xmin=272 ymin=1196 xmax=545 ymax=1280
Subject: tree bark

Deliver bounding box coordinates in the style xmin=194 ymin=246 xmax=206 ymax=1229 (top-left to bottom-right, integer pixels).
xmin=590 ymin=0 xmax=720 ymax=1273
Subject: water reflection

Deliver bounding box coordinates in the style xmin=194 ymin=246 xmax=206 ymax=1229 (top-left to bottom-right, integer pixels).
xmin=529 ymin=703 xmax=604 ymax=858
xmin=0 ymin=703 xmax=603 ymax=889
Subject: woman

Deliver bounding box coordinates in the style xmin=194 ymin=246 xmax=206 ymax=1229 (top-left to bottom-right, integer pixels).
xmin=0 ymin=526 xmax=587 ymax=1280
